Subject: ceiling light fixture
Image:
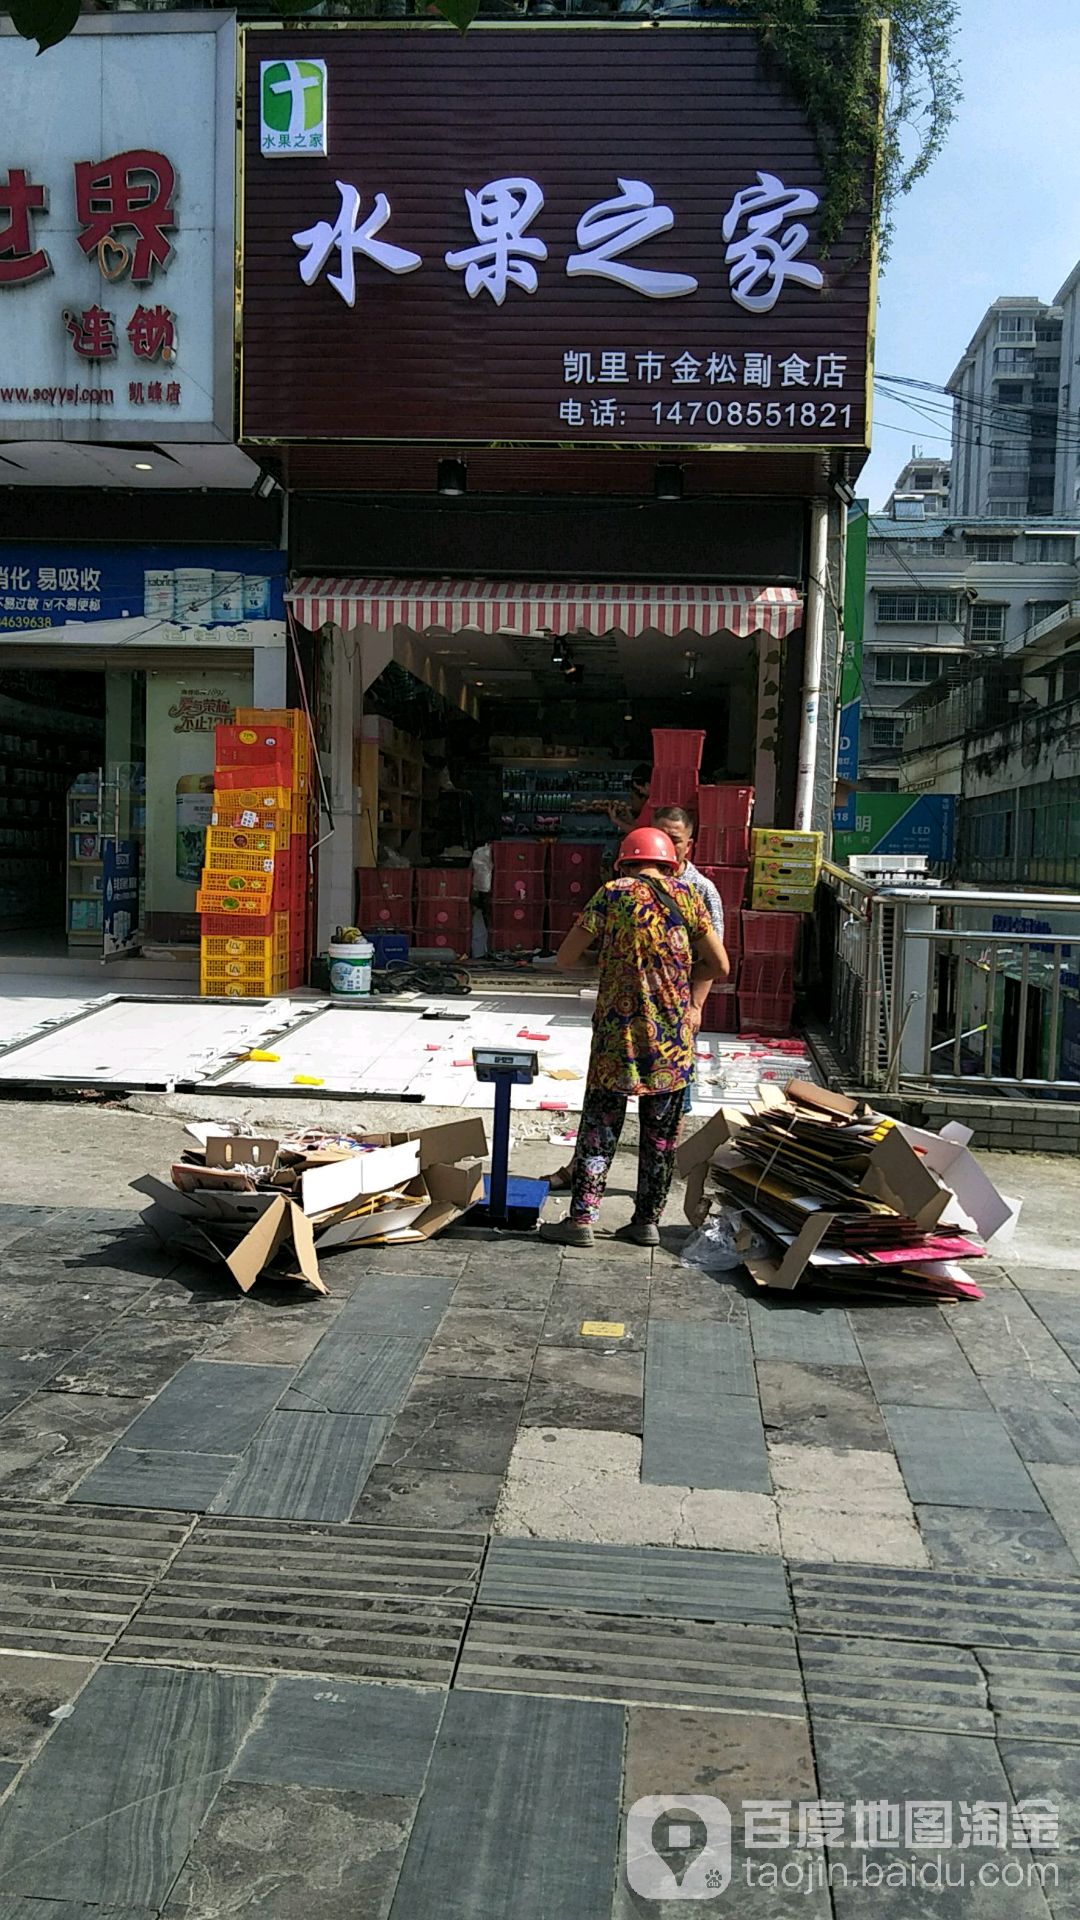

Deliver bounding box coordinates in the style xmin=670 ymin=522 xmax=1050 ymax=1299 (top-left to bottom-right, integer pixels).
xmin=654 ymin=462 xmax=684 ymax=501
xmin=437 ymin=457 xmax=467 ymax=496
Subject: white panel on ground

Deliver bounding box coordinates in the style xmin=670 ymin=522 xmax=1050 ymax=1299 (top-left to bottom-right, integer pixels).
xmin=211 ymin=1007 xmax=438 ymax=1094
xmin=0 ymin=997 xmax=295 ymax=1086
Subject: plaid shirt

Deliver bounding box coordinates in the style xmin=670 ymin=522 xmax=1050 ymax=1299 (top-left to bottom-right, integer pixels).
xmin=682 ymin=858 xmax=725 ymax=940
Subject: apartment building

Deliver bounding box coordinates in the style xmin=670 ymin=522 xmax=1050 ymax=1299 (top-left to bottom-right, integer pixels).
xmin=947 ymin=297 xmax=1063 ymax=520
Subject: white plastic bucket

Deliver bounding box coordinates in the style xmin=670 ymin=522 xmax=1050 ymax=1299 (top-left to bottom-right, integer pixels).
xmin=329 ymin=939 xmax=374 ymax=998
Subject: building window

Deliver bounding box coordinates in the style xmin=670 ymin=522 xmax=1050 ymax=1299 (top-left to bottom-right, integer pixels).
xmin=996 ymin=316 xmax=1036 ymax=341
xmin=1035 ymin=358 xmax=1060 ymax=375
xmin=870 ymin=718 xmax=904 ymax=747
xmin=964 ymin=537 xmax=1014 ymax=562
xmin=968 ymin=604 xmax=1006 ymax=643
xmin=990 ymin=443 xmax=1029 ymax=470
xmin=994 ymin=350 xmax=1034 ymax=373
xmin=931 ymin=539 xmax=949 ymax=555
xmin=1029 ymin=600 xmax=1068 ymax=627
xmin=867 ymin=538 xmax=889 ymax=555
xmin=873 ymin=652 xmax=953 ymax=685
xmin=995 ymin=385 xmax=1026 ymax=405
xmin=993 ymin=500 xmax=1028 ymax=517
xmin=875 ymin=592 xmax=961 ymax=625
xmin=911 ymin=471 xmax=934 ymax=488
xmin=1027 ymin=535 xmax=1075 ymax=562
xmin=1034 ymin=386 xmax=1060 ymax=404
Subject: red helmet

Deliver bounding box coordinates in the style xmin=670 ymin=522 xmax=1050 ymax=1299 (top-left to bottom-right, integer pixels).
xmin=617 ymin=827 xmax=678 ymax=870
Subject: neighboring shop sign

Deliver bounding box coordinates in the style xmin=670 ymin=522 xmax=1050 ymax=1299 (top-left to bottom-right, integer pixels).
xmin=0 ymin=545 xmax=284 ymax=636
xmin=240 ymin=26 xmax=874 ymax=448
xmin=832 ymin=793 xmax=957 ymax=863
xmin=0 ymin=18 xmax=234 ymax=439
xmin=102 ymin=837 xmax=140 ymax=957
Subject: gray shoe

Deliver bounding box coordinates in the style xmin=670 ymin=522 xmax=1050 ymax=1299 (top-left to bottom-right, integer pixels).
xmin=540 ymin=1218 xmax=594 ymax=1249
xmin=615 ymin=1221 xmax=660 ymax=1247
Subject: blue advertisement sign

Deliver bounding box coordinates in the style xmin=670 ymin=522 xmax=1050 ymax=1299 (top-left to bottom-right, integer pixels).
xmin=833 ymin=792 xmax=957 ymax=863
xmin=0 ymin=546 xmax=285 ymax=635
xmin=835 ymin=698 xmax=861 ymax=787
xmin=102 ymin=837 xmax=140 ymax=957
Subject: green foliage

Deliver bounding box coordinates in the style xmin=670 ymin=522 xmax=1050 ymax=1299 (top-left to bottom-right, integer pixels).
xmin=9 ymin=0 xmax=79 ymax=55
xmin=735 ymin=1 xmax=961 ymax=258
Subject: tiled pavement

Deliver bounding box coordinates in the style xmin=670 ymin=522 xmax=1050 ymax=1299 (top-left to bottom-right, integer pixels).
xmin=0 ymin=1187 xmax=1078 ymax=1916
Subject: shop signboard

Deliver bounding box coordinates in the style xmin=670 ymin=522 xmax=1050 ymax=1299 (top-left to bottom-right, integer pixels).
xmin=0 ymin=18 xmax=235 ymax=441
xmin=0 ymin=545 xmax=285 ymax=638
xmin=835 ymin=502 xmax=868 ymax=785
xmin=832 ymin=793 xmax=957 ymax=863
xmin=240 ymin=26 xmax=875 ymax=449
xmin=102 ymin=836 xmax=140 ymax=958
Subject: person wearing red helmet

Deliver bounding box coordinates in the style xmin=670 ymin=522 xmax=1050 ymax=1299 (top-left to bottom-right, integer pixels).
xmin=540 ymin=825 xmax=729 ymax=1249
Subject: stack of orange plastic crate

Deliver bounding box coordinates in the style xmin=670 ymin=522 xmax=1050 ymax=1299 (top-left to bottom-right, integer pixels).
xmin=197 ymin=710 xmax=311 ymax=997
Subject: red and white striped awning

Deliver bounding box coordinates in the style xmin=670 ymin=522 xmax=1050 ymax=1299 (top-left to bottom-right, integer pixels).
xmin=287 ymin=578 xmax=803 ymax=640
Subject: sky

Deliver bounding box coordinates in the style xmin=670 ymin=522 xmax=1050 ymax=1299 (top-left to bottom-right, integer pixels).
xmin=861 ymin=0 xmax=1080 ymax=510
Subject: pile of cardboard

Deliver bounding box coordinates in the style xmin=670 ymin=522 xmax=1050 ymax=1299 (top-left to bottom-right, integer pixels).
xmin=134 ymin=1116 xmax=487 ymax=1295
xmin=678 ymin=1080 xmax=1017 ymax=1301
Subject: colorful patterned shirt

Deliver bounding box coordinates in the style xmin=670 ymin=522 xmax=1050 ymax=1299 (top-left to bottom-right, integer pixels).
xmin=579 ymin=875 xmax=711 ymax=1096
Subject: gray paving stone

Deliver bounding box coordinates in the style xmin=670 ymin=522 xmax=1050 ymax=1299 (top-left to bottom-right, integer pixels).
xmin=210 ymin=1412 xmax=390 ymax=1522
xmin=995 ymin=1404 xmax=1080 ymax=1466
xmin=0 ymin=1903 xmax=156 ymax=1919
xmin=999 ymin=1740 xmax=1080 ymax=1846
xmin=981 ymin=1644 xmax=1080 ymax=1740
xmin=943 ymin=1296 xmax=1080 ymax=1385
xmin=0 ymin=1281 xmax=153 ymax=1353
xmin=479 ymin=1538 xmax=791 ymax=1624
xmin=331 ymin=1272 xmax=457 ymax=1331
xmin=451 ymin=1271 xmax=557 ymax=1312
xmin=234 ymin=1677 xmax=443 ymax=1794
xmin=520 ymin=1346 xmax=644 ymax=1433
xmin=378 ymin=1375 xmax=526 ymax=1475
xmin=0 ymin=1762 xmax=19 ymax=1798
xmin=623 ymin=1703 xmax=818 ymax=1811
xmin=422 ymin=1307 xmax=545 ymax=1382
xmin=280 ymin=1334 xmax=427 ymax=1415
xmin=1022 ymin=1292 xmax=1080 ymax=1364
xmin=350 ymin=1467 xmax=503 ymax=1531
xmin=916 ymin=1505 xmax=1080 ymax=1577
xmin=791 ymin=1562 xmax=1080 ymax=1652
xmin=541 ymin=1281 xmax=648 ymax=1352
xmin=800 ymin=1632 xmax=992 ymax=1734
xmin=883 ymin=1405 xmax=1045 ymax=1510
xmin=749 ymin=1299 xmax=860 ymax=1366
xmin=71 ymin=1446 xmax=237 ymax=1513
xmin=642 ymin=1392 xmax=770 ymax=1492
xmin=0 ymin=1654 xmax=96 ymax=1761
xmin=0 ymin=1662 xmax=264 ymax=1907
xmin=457 ymin=1606 xmax=803 ymax=1712
xmin=162 ymin=1782 xmax=413 ymax=1920
xmin=647 ymin=1272 xmax=751 ymax=1324
xmin=45 ymin=1324 xmax=223 ymax=1401
xmin=0 ymin=1393 xmax=153 ymax=1503
xmin=186 ymin=1303 xmax=335 ymax=1368
xmin=647 ymin=1320 xmax=755 ymax=1398
xmin=117 ymin=1361 xmax=290 ymax=1456
xmin=757 ymin=1361 xmax=891 ymax=1451
xmin=1029 ymin=1465 xmax=1080 ymax=1558
xmin=0 ymin=1350 xmax=71 ymax=1417
xmin=815 ymin=1721 xmax=1055 ymax=1917
xmin=852 ymin=1320 xmax=990 ymax=1409
xmin=387 ymin=1689 xmax=623 ymax=1920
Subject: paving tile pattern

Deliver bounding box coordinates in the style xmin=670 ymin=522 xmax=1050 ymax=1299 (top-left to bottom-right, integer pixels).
xmin=4 ymin=1202 xmax=1080 ymax=1919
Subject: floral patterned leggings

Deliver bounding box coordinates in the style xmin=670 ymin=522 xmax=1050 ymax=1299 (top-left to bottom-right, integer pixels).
xmin=570 ymin=1082 xmax=687 ymax=1228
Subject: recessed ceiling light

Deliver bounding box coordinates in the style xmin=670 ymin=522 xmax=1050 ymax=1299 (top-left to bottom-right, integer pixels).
xmin=133 ymin=461 xmax=153 ymax=471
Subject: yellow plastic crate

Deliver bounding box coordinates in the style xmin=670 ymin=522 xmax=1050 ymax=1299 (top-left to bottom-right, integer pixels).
xmin=212 ymin=783 xmax=293 ymax=812
xmin=751 ymin=828 xmax=824 ymax=858
xmin=211 ymin=801 xmax=291 ymax=843
xmin=202 ymin=847 xmax=276 ymax=877
xmin=205 ymin=825 xmax=278 ymax=857
xmin=195 ymin=877 xmax=274 ymax=910
xmin=200 ymin=950 xmax=287 ymax=994
xmin=200 ymin=927 xmax=288 ymax=962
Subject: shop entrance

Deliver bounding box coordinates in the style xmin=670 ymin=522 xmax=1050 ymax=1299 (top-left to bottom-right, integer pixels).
xmin=0 ymin=668 xmax=146 ymax=958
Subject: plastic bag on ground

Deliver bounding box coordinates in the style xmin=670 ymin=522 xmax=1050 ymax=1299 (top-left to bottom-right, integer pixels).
xmin=681 ymin=1206 xmax=768 ymax=1274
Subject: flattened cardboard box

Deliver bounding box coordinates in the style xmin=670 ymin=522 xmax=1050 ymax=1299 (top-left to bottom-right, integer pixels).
xmin=134 ymin=1116 xmax=487 ymax=1293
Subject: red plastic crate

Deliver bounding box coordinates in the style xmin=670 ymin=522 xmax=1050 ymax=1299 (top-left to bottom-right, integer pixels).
xmin=493 ymin=872 xmax=546 ymax=908
xmin=492 ymin=839 xmax=547 ymax=874
xmin=700 ymin=985 xmax=739 ymax=1033
xmin=697 ymin=865 xmax=748 ymax=919
xmin=490 ymin=909 xmax=544 ymax=949
xmin=649 ymin=772 xmax=699 ymax=813
xmin=697 ymin=784 xmax=754 ymax=828
xmin=651 ymin=727 xmax=705 ymax=771
xmin=697 ymin=824 xmax=751 ymax=867
xmin=415 ymin=923 xmax=470 ymax=955
xmin=549 ymin=872 xmax=600 ymax=907
xmin=550 ymin=843 xmax=603 ymax=883
xmin=547 ymin=910 xmax=580 ymax=941
xmin=357 ymin=868 xmax=413 ymax=929
xmin=721 ymin=907 xmax=742 ymax=959
xmin=738 ymin=991 xmax=795 ymax=1035
xmin=214 ymin=761 xmax=296 ymax=794
xmin=416 ymin=900 xmax=471 ymax=933
xmin=416 ymin=867 xmax=471 ymax=903
xmin=741 ymin=909 xmax=802 ymax=957
xmin=215 ymin=724 xmax=295 ymax=779
xmin=741 ymin=953 xmax=795 ymax=995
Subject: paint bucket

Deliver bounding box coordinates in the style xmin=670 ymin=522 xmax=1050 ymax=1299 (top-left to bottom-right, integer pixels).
xmin=329 ymin=938 xmax=374 ymax=999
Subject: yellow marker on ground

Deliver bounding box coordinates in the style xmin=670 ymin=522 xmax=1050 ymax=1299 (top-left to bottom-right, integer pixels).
xmin=580 ymin=1321 xmax=625 ymax=1338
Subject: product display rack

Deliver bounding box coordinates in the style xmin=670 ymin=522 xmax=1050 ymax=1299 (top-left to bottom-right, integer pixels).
xmin=66 ymin=772 xmax=103 ymax=946
xmin=0 ymin=700 xmax=101 ymax=936
xmin=358 ymin=717 xmax=424 ymax=863
xmin=499 ymin=760 xmax=635 ymax=840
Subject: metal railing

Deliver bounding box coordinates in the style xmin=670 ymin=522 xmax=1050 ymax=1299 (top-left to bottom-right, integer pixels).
xmin=820 ymin=870 xmax=1080 ymax=1097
